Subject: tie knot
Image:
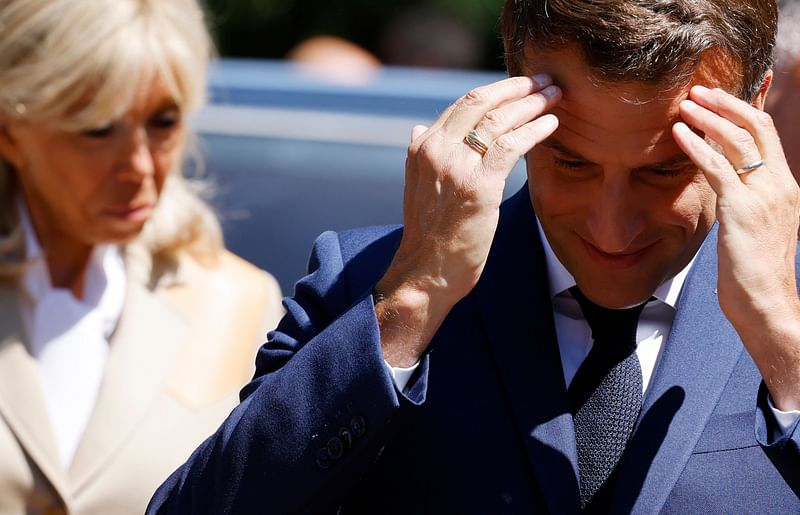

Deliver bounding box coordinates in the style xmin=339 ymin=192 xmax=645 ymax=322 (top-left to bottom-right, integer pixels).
xmin=569 ymin=286 xmax=648 ymax=351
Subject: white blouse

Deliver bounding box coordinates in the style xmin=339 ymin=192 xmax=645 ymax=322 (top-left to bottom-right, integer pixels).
xmin=16 ymin=197 xmax=127 ymax=467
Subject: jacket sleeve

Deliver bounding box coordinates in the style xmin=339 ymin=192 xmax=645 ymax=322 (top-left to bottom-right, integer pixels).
xmin=755 ymin=382 xmax=800 ymax=455
xmin=147 ymin=229 xmax=430 ymax=515
xmin=754 ymin=252 xmax=800 ymax=456
xmin=752 ymin=248 xmax=800 ymax=457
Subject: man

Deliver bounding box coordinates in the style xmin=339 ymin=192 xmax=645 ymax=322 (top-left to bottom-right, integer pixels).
xmin=769 ymin=0 xmax=800 ymax=182
xmin=149 ymin=1 xmax=800 ymax=513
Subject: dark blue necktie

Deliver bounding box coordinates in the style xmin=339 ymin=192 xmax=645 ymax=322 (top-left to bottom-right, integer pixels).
xmin=568 ymin=286 xmax=649 ymax=509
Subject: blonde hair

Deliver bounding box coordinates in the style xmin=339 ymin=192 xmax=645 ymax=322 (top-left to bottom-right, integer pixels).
xmin=0 ymin=0 xmax=223 ymax=285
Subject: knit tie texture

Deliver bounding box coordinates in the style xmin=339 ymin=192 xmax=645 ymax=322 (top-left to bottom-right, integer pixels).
xmin=568 ymin=286 xmax=649 ymax=509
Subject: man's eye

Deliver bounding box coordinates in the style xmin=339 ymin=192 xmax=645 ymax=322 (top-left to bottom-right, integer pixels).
xmin=81 ymin=123 xmax=114 ymax=138
xmin=554 ymin=157 xmax=586 ymax=169
xmin=651 ymin=169 xmax=682 ymax=178
xmin=649 ymin=166 xmax=693 ymax=179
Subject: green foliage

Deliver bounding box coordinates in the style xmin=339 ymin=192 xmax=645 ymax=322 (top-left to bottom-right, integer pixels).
xmin=203 ymin=0 xmax=506 ymax=70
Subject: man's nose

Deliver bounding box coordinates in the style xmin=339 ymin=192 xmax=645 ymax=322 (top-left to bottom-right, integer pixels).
xmin=585 ymin=178 xmax=646 ymax=253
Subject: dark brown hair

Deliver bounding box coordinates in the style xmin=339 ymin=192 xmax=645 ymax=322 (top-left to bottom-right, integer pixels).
xmin=502 ymin=0 xmax=777 ymax=100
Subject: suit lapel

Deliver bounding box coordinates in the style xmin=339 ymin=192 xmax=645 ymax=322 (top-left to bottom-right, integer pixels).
xmin=611 ymin=225 xmax=744 ymax=513
xmin=68 ymin=279 xmax=187 ymax=490
xmin=0 ymin=287 xmax=73 ymax=507
xmin=475 ymin=186 xmax=581 ymax=515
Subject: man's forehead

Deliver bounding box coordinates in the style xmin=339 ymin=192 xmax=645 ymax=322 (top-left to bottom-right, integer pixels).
xmin=518 ymin=45 xmax=736 ymax=166
xmin=551 ymin=97 xmax=682 ymax=149
xmin=520 ymin=45 xmax=734 ymax=103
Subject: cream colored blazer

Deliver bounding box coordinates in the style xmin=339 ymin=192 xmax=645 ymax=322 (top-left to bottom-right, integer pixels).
xmin=0 ymin=257 xmax=282 ymax=515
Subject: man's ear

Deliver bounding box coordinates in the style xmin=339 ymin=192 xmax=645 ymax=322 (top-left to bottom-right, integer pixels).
xmin=751 ymin=69 xmax=773 ymax=111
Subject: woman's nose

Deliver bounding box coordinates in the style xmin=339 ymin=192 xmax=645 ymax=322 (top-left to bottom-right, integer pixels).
xmin=116 ymin=128 xmax=154 ymax=180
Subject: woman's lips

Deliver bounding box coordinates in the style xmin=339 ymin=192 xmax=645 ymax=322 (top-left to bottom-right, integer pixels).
xmin=580 ymin=238 xmax=654 ymax=269
xmin=103 ymin=203 xmax=153 ymax=222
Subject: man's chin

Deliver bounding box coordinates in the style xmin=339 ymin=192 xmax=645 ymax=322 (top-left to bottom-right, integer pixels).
xmin=573 ymin=275 xmax=659 ymax=309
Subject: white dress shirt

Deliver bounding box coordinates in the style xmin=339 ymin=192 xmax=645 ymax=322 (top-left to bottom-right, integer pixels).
xmin=388 ymin=220 xmax=799 ymax=435
xmin=536 ymin=221 xmax=798 ymax=434
xmin=16 ymin=197 xmax=127 ymax=467
xmin=540 ymin=221 xmax=691 ymax=395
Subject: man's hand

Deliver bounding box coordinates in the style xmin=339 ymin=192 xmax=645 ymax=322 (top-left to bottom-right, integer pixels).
xmin=674 ymin=85 xmax=800 ymax=411
xmin=376 ymin=75 xmax=561 ymax=367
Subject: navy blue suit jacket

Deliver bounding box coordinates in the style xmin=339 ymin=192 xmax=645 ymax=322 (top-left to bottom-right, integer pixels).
xmin=149 ymin=186 xmax=800 ymax=514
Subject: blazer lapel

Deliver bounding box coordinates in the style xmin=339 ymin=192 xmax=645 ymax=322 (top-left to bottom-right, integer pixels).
xmin=68 ymin=279 xmax=187 ymax=490
xmin=0 ymin=287 xmax=73 ymax=507
xmin=475 ymin=186 xmax=581 ymax=515
xmin=610 ymin=225 xmax=744 ymax=513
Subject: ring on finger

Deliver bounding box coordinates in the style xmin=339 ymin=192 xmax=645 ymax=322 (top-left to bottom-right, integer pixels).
xmin=735 ymin=159 xmax=765 ymax=175
xmin=464 ymin=130 xmax=490 ymax=156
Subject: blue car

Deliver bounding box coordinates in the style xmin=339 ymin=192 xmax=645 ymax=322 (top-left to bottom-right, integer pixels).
xmin=193 ymin=59 xmax=524 ymax=292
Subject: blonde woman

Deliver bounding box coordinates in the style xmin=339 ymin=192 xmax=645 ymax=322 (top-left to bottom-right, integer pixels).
xmin=0 ymin=0 xmax=283 ymax=513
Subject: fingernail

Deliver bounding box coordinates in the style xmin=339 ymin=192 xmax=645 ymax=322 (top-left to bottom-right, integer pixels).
xmin=532 ymin=73 xmax=551 ymax=86
xmin=541 ymin=85 xmax=559 ymax=98
xmin=540 ymin=113 xmax=559 ymax=130
xmin=691 ymin=85 xmax=712 ymax=96
xmin=674 ymin=122 xmax=691 ymax=133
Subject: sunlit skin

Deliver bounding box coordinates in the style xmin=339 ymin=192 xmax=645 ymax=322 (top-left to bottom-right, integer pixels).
xmin=370 ymin=42 xmax=797 ymax=413
xmin=0 ymin=73 xmax=185 ymax=297
xmin=522 ymin=47 xmax=726 ymax=308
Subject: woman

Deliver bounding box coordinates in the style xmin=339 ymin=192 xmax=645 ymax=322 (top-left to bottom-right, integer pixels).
xmin=0 ymin=0 xmax=283 ymax=513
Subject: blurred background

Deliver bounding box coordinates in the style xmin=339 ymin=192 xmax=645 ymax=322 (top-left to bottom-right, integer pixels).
xmin=204 ymin=0 xmax=506 ymax=70
xmin=194 ymin=1 xmax=800 ymax=293
xmin=194 ymin=0 xmax=525 ymax=294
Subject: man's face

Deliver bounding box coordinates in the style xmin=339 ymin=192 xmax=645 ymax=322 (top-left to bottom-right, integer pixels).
xmin=523 ymin=47 xmax=718 ymax=308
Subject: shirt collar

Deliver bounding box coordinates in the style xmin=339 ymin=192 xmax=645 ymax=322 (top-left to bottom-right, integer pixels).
xmin=536 ymin=218 xmax=695 ymax=309
xmin=16 ymin=195 xmax=127 ymax=339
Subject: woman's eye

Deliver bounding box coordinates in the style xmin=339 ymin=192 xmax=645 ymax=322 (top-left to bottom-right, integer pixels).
xmin=150 ymin=109 xmax=180 ymax=130
xmin=81 ymin=123 xmax=114 ymax=139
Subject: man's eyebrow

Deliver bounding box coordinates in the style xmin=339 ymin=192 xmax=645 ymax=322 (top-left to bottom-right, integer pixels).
xmin=541 ymin=138 xmax=587 ymax=160
xmin=542 ymin=137 xmax=695 ymax=171
xmin=636 ymin=155 xmax=695 ymax=171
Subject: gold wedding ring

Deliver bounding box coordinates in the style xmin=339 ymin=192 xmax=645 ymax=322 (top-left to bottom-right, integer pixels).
xmin=464 ymin=130 xmax=490 ymax=156
xmin=736 ymin=159 xmax=765 ymax=175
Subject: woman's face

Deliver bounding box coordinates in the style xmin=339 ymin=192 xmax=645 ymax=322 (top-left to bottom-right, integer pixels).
xmin=0 ymin=73 xmax=185 ymax=248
